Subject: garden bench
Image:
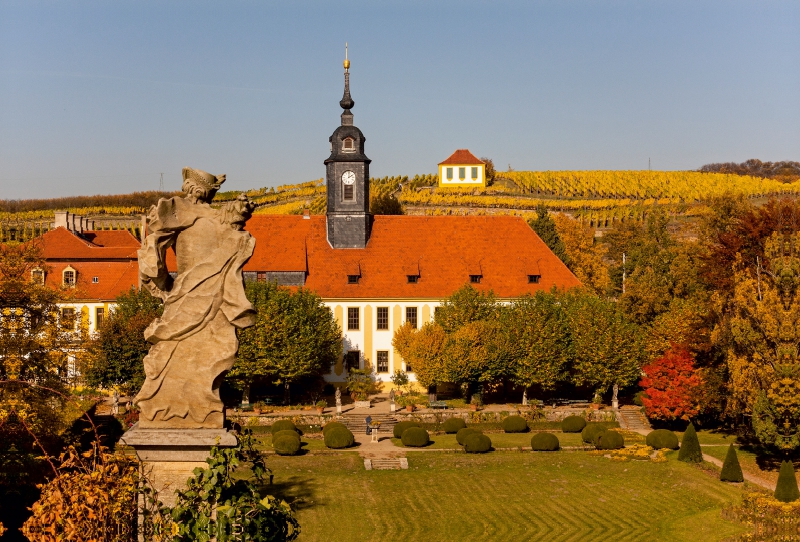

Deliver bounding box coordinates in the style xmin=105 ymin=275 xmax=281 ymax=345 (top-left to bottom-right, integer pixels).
xmin=429 ymin=400 xmax=449 ymax=410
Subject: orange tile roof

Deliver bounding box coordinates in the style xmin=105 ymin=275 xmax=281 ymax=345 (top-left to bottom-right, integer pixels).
xmin=44 ymin=261 xmax=139 ymax=301
xmin=439 ymin=149 xmax=485 ymax=166
xmin=39 ymin=227 xmax=139 ymax=260
xmin=81 ymin=230 xmax=141 ymax=248
xmin=240 ymin=215 xmax=581 ymax=299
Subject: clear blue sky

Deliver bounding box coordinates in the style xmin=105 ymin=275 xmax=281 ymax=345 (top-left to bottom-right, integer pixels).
xmin=1 ymin=1 xmax=798 ymax=199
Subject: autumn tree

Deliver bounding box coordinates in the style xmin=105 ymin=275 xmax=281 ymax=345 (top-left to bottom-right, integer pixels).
xmin=392 ymin=322 xmax=448 ymax=388
xmin=528 ymin=206 xmax=569 ymax=265
xmin=503 ymin=292 xmax=571 ymax=403
xmin=231 ymin=281 xmax=341 ymax=405
xmin=552 ymin=213 xmax=610 ymax=295
xmin=82 ymin=287 xmax=163 ymax=393
xmin=562 ymin=291 xmax=644 ymax=399
xmin=639 ymin=345 xmax=703 ymax=422
xmin=441 ymin=319 xmax=510 ymax=397
xmin=433 ymin=284 xmax=499 ymax=333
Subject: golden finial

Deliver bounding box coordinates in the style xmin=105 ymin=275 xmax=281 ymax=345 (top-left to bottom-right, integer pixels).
xmin=343 ymin=42 xmax=350 ymax=71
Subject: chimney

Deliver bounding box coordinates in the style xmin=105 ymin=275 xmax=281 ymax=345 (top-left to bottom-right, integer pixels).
xmin=52 ymin=211 xmax=69 ymax=230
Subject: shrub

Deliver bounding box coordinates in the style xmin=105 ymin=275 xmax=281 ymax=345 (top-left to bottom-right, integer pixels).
xmin=271 ymin=420 xmax=298 ymax=434
xmin=646 ymin=429 xmax=679 ymax=450
xmin=502 ymin=415 xmax=529 ymax=433
xmin=561 ymin=415 xmax=586 ymax=433
xmin=775 ymin=460 xmax=800 ymax=503
xmin=464 ymin=433 xmax=492 ymax=453
xmin=273 ymin=435 xmax=301 ymax=456
xmin=401 ymin=427 xmax=430 ymax=447
xmin=581 ymin=423 xmax=606 ymax=444
xmin=595 ymin=430 xmax=625 ymax=450
xmin=393 ymin=421 xmax=421 ymax=439
xmin=720 ymin=444 xmax=744 ymax=483
xmin=530 ymin=432 xmax=560 ymax=451
xmin=456 ymin=427 xmax=482 ymax=445
xmin=273 ymin=429 xmax=301 ymax=442
xmin=324 ymin=427 xmax=355 ymax=449
xmin=442 ymin=417 xmax=467 ymax=434
xmin=322 ymin=421 xmax=347 ymax=436
xmin=678 ymin=422 xmax=702 ymax=463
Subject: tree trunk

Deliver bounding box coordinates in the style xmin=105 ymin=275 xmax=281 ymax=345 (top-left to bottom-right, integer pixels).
xmin=284 ymin=381 xmax=291 ymax=406
xmin=242 ymin=383 xmax=251 ymax=406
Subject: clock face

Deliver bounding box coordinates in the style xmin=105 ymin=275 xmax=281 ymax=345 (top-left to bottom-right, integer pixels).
xmin=342 ymin=171 xmax=356 ymax=185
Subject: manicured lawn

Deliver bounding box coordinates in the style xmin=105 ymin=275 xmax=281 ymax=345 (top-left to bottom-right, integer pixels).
xmin=702 ymin=445 xmax=779 ymax=484
xmin=264 ymin=451 xmax=747 ymax=541
xmin=393 ymin=429 xmax=646 ymax=449
xmin=255 ymin=435 xmax=329 ymax=452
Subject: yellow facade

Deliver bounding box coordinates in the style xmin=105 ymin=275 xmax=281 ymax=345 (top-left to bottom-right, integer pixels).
xmin=438 ymin=163 xmax=486 ymax=188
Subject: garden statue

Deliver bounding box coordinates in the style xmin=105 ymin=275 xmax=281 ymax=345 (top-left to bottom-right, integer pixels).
xmin=612 ymin=383 xmax=619 ymax=409
xmin=335 ymin=386 xmax=342 ymax=414
xmin=389 ymin=388 xmax=396 ymax=412
xmin=111 ymin=390 xmax=119 ymax=416
xmin=134 ymin=167 xmax=256 ymax=429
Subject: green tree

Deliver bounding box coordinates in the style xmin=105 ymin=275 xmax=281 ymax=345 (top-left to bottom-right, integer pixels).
xmin=231 ymin=281 xmax=341 ymax=405
xmin=433 ymin=284 xmax=499 ymax=333
xmin=370 ymin=192 xmax=404 ymax=215
xmin=563 ymin=291 xmax=644 ymax=398
xmin=82 ymin=287 xmax=163 ymax=393
xmin=528 ymin=205 xmax=569 ymax=265
xmin=775 ymin=460 xmax=800 ymax=503
xmin=480 ymin=157 xmax=496 ymax=185
xmin=678 ymin=422 xmax=703 ymax=463
xmin=719 ymin=444 xmax=744 ymax=482
xmin=441 ymin=319 xmax=509 ymax=397
xmin=503 ymin=292 xmax=571 ymax=403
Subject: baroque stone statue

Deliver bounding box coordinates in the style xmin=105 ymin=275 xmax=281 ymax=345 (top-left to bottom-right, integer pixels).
xmin=134 ymin=167 xmax=256 ymax=429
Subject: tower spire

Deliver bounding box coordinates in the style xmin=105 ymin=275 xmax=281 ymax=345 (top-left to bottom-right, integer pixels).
xmin=340 ymin=42 xmax=354 ymax=126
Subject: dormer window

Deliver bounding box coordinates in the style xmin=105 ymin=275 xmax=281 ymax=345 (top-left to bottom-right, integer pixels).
xmin=31 ymin=268 xmax=44 ymax=284
xmin=528 ymin=274 xmax=541 ymax=284
xmin=469 ymin=274 xmax=482 ymax=284
xmin=407 ymin=275 xmax=419 ymax=284
xmin=62 ymin=266 xmax=76 ymax=287
xmin=92 ymin=276 xmax=99 ymax=284
xmin=348 ymin=275 xmax=360 ymax=284
xmin=342 ymin=137 xmax=355 ymax=152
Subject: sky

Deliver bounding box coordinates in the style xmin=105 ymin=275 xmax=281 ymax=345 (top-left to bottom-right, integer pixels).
xmin=1 ymin=0 xmax=798 ymax=200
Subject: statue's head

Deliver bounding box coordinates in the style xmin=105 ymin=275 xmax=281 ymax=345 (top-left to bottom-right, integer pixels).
xmin=181 ymin=167 xmax=225 ymax=203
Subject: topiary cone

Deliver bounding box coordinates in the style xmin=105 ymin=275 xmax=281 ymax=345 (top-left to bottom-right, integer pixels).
xmin=719 ymin=444 xmax=744 ymax=482
xmin=774 ymin=460 xmax=800 ymax=503
xmin=678 ymin=422 xmax=703 ymax=463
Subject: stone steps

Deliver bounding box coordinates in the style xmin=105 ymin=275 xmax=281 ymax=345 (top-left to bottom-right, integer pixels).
xmin=339 ymin=414 xmax=398 ymax=434
xmin=364 ymin=458 xmax=408 ymax=470
xmin=618 ymin=408 xmax=652 ymax=431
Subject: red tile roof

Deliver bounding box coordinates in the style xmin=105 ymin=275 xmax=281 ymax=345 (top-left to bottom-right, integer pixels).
xmin=45 ymin=261 xmax=139 ymax=301
xmin=239 ymin=215 xmax=581 ymax=299
xmin=39 ymin=227 xmax=139 ymax=260
xmin=81 ymin=230 xmax=141 ymax=248
xmin=439 ymin=149 xmax=485 ymax=166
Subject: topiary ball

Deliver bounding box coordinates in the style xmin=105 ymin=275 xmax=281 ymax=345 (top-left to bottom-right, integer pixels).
xmin=646 ymin=429 xmax=679 ymax=450
xmin=393 ymin=421 xmax=421 ymax=439
xmin=530 ymin=432 xmax=560 ymax=451
xmin=324 ymin=427 xmax=355 ymax=449
xmin=595 ymin=430 xmax=625 ymax=450
xmin=464 ymin=433 xmax=492 ymax=453
xmin=456 ymin=427 xmax=482 ymax=446
xmin=273 ymin=429 xmax=301 ymax=442
xmin=442 ymin=417 xmax=467 ymax=434
xmin=273 ymin=435 xmax=301 ymax=456
xmin=322 ymin=421 xmax=348 ymax=436
xmin=561 ymin=415 xmax=587 ymax=433
xmin=581 ymin=423 xmax=606 ymax=444
xmin=502 ymin=415 xmax=529 ymax=433
xmin=271 ymin=420 xmax=298 ymax=434
xmin=401 ymin=427 xmax=430 ymax=447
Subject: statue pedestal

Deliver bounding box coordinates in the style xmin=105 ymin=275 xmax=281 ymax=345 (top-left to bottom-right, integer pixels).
xmin=120 ymin=423 xmax=237 ymax=507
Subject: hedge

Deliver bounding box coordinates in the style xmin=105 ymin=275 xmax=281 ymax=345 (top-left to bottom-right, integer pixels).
xmin=530 ymin=432 xmax=560 ymax=451
xmin=581 ymin=423 xmax=606 ymax=444
xmin=561 ymin=415 xmax=586 ymax=433
xmin=678 ymin=423 xmax=702 ymax=463
xmin=273 ymin=429 xmax=301 ymax=442
xmin=646 ymin=429 xmax=679 ymax=450
xmin=720 ymin=444 xmax=744 ymax=483
xmin=271 ymin=420 xmax=299 ymax=434
xmin=595 ymin=430 xmax=625 ymax=450
xmin=464 ymin=433 xmax=492 ymax=453
xmin=401 ymin=427 xmax=430 ymax=447
xmin=273 ymin=435 xmax=301 ymax=456
xmin=775 ymin=460 xmax=800 ymax=503
xmin=393 ymin=421 xmax=421 ymax=439
xmin=456 ymin=427 xmax=482 ymax=446
xmin=501 ymin=415 xmax=529 ymax=433
xmin=442 ymin=417 xmax=467 ymax=434
xmin=324 ymin=427 xmax=355 ymax=449
xmin=322 ymin=421 xmax=348 ymax=436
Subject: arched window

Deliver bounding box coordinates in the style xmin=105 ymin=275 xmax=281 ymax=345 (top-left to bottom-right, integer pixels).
xmin=342 ymin=137 xmax=355 ymax=152
xmin=31 ymin=268 xmax=44 ymax=284
xmin=63 ymin=266 xmax=76 ymax=287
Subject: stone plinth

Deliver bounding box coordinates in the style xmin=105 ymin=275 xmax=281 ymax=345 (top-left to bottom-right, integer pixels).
xmin=121 ymin=423 xmax=237 ymax=507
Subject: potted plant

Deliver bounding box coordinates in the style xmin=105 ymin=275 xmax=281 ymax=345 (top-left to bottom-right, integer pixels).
xmin=591 ymin=391 xmax=603 ymax=410
xmin=396 ymin=395 xmax=413 ymax=412
xmin=252 ymin=401 xmax=264 ymax=415
xmin=470 ymin=395 xmax=483 ymax=412
xmin=347 ymin=368 xmax=373 ymax=409
xmin=315 ymin=399 xmax=327 ymax=414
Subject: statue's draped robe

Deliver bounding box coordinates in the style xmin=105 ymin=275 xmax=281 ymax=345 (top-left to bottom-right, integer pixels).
xmin=135 ymin=197 xmax=255 ymax=428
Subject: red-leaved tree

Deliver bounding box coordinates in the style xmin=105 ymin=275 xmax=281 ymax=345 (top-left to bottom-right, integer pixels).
xmin=639 ymin=345 xmax=703 ymax=421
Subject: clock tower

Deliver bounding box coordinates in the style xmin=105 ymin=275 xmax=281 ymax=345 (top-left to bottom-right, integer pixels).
xmin=325 ymin=46 xmax=372 ymax=249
